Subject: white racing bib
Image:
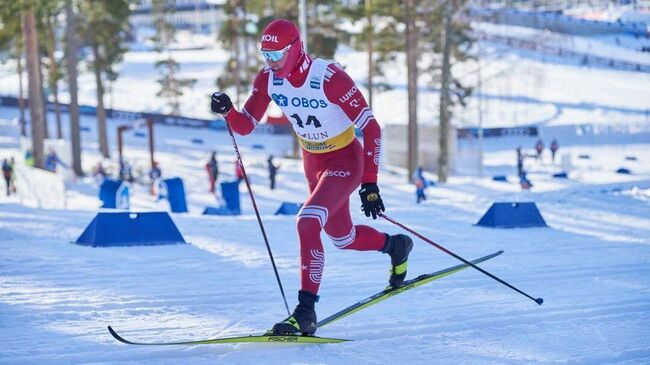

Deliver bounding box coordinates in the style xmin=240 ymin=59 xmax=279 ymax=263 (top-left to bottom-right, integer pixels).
xmin=268 ymin=59 xmax=354 ymax=153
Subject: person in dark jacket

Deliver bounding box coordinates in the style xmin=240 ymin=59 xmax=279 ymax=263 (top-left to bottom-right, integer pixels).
xmin=535 ymin=139 xmax=544 ymax=160
xmin=2 ymin=159 xmax=13 ymax=196
xmin=206 ymin=151 xmax=219 ymax=193
xmin=516 ymin=146 xmax=525 ymax=178
xmin=267 ymin=155 xmax=280 ymax=190
xmin=149 ymin=161 xmax=162 ymax=196
xmin=550 ymin=139 xmax=559 ymax=163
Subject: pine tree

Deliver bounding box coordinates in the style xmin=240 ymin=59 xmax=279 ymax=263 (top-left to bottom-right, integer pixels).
xmin=152 ymin=0 xmax=196 ymax=116
xmin=345 ymin=1 xmax=473 ymax=181
xmin=65 ymin=0 xmax=83 ymax=176
xmin=0 ymin=1 xmax=27 ymax=136
xmin=427 ymin=0 xmax=474 ymax=182
xmin=216 ymin=0 xmax=257 ymax=107
xmin=40 ymin=0 xmax=65 ymax=140
xmin=22 ymin=3 xmax=46 ymax=169
xmin=341 ymin=0 xmax=428 ymax=180
xmin=405 ymin=0 xmax=418 ymax=182
xmin=155 ymin=57 xmax=197 ymax=115
xmin=79 ymin=0 xmax=130 ymax=158
xmin=216 ymin=0 xmax=339 ymax=108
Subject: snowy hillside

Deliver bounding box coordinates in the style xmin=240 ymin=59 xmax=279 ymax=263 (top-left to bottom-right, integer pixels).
xmin=1 ymin=24 xmax=649 ymax=128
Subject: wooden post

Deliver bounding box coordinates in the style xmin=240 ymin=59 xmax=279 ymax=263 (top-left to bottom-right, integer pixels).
xmin=147 ymin=118 xmax=155 ymax=170
xmin=117 ymin=126 xmax=126 ymax=164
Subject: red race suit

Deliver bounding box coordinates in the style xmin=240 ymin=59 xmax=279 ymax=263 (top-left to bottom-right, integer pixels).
xmin=225 ymin=57 xmax=387 ymax=295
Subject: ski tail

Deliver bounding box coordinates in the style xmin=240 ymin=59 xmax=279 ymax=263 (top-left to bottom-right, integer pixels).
xmin=317 ymin=250 xmax=503 ymax=328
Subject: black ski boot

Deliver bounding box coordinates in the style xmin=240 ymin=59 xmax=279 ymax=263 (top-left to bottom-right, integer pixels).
xmin=272 ymin=290 xmax=318 ymax=335
xmin=382 ymin=234 xmax=414 ymax=288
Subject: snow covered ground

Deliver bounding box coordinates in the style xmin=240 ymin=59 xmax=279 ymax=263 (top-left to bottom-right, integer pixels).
xmin=1 ymin=107 xmax=650 ymax=364
xmin=1 ymin=20 xmax=650 ymax=365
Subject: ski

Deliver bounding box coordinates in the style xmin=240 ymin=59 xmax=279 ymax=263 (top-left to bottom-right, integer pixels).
xmin=108 ymin=326 xmax=349 ymax=345
xmin=108 ymin=250 xmax=502 ymax=346
xmin=317 ymin=250 xmax=504 ymax=328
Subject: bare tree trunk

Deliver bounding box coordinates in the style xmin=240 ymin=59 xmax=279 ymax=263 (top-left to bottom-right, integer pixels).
xmin=45 ymin=13 xmax=63 ymax=139
xmin=108 ymin=79 xmax=114 ymax=109
xmin=92 ymin=41 xmax=110 ymax=158
xmin=231 ymin=0 xmax=241 ymax=107
xmin=65 ymin=0 xmax=83 ymax=176
xmin=39 ymin=61 xmax=49 ymax=139
xmin=405 ymin=0 xmax=418 ymax=180
xmin=23 ymin=9 xmax=46 ymax=169
xmin=17 ymin=46 xmax=27 ymax=137
xmin=365 ymin=0 xmax=374 ymax=109
xmin=438 ymin=4 xmax=452 ymax=183
xmin=242 ymin=0 xmax=250 ymax=83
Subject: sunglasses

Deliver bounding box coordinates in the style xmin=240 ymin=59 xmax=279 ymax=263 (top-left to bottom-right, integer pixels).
xmin=261 ymin=44 xmax=291 ymax=62
xmin=260 ymin=38 xmax=298 ymax=62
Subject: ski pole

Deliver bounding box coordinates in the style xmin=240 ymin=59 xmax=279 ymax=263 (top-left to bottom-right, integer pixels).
xmin=225 ymin=122 xmax=291 ymax=316
xmin=379 ymin=213 xmax=543 ymax=305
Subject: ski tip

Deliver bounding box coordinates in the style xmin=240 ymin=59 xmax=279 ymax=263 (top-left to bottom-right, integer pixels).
xmin=108 ymin=326 xmax=132 ymax=344
xmin=535 ymin=297 xmax=544 ymax=305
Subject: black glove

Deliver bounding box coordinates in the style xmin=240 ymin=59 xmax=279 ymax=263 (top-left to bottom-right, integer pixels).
xmin=359 ymin=183 xmax=385 ymax=219
xmin=211 ymin=92 xmax=233 ymax=115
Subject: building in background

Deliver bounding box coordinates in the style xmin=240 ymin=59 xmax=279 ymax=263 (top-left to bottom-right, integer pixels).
xmin=384 ymin=124 xmax=457 ymax=174
xmin=130 ymin=0 xmax=226 ymax=35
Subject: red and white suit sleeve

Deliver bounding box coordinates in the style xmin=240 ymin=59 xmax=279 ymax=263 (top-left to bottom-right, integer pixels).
xmin=224 ymin=69 xmax=271 ymax=136
xmin=323 ymin=64 xmax=381 ymax=184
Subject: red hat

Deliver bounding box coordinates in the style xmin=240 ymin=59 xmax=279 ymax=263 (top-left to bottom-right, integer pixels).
xmin=261 ymin=19 xmax=305 ymax=78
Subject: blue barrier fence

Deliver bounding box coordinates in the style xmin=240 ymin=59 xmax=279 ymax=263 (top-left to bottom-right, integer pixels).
xmin=0 ymin=95 xmax=292 ymax=134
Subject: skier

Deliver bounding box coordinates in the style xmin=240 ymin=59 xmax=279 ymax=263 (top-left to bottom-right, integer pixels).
xmin=550 ymin=139 xmax=559 ymax=164
xmin=24 ymin=150 xmax=34 ymax=167
xmin=234 ymin=158 xmax=244 ymax=182
xmin=2 ymin=158 xmax=12 ymax=196
xmin=119 ymin=160 xmax=134 ymax=182
xmin=92 ymin=162 xmax=108 ymax=183
xmin=8 ymin=157 xmax=16 ymax=194
xmin=535 ymin=139 xmax=544 ymax=161
xmin=210 ymin=19 xmax=413 ymax=336
xmin=412 ymin=166 xmax=427 ymax=204
xmin=149 ymin=162 xmax=162 ymax=196
xmin=520 ymin=171 xmax=533 ymax=190
xmin=516 ymin=146 xmax=525 ymax=178
xmin=45 ymin=148 xmax=67 ymax=173
xmin=206 ymin=151 xmax=219 ymax=193
xmin=267 ymin=155 xmax=279 ymax=190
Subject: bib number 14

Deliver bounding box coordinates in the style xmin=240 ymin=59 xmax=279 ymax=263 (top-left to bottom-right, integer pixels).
xmin=290 ymin=114 xmax=322 ymax=128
